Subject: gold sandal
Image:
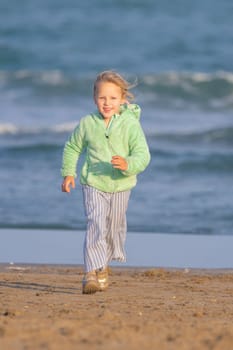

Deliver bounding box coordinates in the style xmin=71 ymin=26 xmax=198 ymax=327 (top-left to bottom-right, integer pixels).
xmin=82 ymin=271 xmax=99 ymax=294
xmin=96 ymin=267 xmax=109 ymax=291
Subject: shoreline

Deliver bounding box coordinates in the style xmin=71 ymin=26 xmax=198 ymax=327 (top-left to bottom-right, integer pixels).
xmin=1 ymin=262 xmax=233 ymax=274
xmin=0 ymin=264 xmax=233 ymax=349
xmin=1 ymin=228 xmax=233 ymax=269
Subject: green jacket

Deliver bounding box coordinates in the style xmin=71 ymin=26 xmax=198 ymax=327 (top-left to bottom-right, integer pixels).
xmin=61 ymin=104 xmax=150 ymax=193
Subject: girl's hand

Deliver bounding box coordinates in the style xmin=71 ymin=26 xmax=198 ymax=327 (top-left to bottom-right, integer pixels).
xmin=62 ymin=176 xmax=75 ymax=193
xmin=111 ymin=155 xmax=128 ymax=171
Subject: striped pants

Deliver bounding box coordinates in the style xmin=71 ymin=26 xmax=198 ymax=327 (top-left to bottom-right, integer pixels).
xmin=82 ymin=185 xmax=131 ymax=272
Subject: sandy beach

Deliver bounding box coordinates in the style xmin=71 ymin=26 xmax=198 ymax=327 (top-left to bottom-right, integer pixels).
xmin=0 ymin=264 xmax=233 ymax=350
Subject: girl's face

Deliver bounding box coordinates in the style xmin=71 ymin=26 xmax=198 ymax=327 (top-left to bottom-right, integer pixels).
xmin=94 ymin=82 xmax=125 ymax=124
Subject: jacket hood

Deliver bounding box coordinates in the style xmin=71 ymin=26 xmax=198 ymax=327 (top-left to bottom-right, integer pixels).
xmin=120 ymin=103 xmax=141 ymax=120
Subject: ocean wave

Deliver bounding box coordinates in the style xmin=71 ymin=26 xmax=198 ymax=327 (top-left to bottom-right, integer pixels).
xmin=0 ymin=122 xmax=77 ymax=135
xmin=178 ymin=155 xmax=233 ymax=172
xmin=155 ymin=152 xmax=233 ymax=173
xmin=0 ymin=70 xmax=92 ymax=96
xmin=148 ymin=126 xmax=233 ymax=146
xmin=1 ymin=70 xmax=233 ymax=110
xmin=139 ymin=71 xmax=233 ymax=109
xmin=1 ymin=122 xmax=233 ymax=148
xmin=2 ymin=143 xmax=62 ymax=153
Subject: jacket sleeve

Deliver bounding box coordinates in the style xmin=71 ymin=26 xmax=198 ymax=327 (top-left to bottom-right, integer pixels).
xmin=122 ymin=121 xmax=150 ymax=176
xmin=61 ymin=122 xmax=86 ymax=178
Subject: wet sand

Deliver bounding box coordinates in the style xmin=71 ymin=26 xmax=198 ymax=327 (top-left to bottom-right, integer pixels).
xmin=0 ymin=264 xmax=233 ymax=349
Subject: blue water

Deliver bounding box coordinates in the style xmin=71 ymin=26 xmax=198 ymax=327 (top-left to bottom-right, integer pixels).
xmin=0 ymin=0 xmax=233 ymax=235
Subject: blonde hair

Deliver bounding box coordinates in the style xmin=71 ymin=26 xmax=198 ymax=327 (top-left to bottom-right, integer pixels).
xmin=93 ymin=70 xmax=136 ymax=101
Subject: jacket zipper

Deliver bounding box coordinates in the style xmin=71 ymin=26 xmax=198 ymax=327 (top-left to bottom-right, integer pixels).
xmin=105 ymin=116 xmax=118 ymax=187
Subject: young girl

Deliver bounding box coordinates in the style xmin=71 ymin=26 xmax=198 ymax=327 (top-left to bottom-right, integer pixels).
xmin=61 ymin=71 xmax=150 ymax=294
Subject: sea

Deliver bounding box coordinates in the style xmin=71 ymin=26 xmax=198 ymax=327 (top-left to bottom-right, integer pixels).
xmin=1 ymin=0 xmax=233 ymax=237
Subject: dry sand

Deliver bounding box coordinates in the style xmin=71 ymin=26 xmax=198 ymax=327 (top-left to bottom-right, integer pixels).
xmin=0 ymin=264 xmax=233 ymax=350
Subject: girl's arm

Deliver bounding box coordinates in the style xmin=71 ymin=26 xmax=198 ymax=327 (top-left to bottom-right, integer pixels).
xmin=123 ymin=122 xmax=150 ymax=176
xmin=61 ymin=122 xmax=86 ymax=178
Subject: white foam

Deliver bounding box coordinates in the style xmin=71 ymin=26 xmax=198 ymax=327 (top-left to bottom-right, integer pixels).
xmin=51 ymin=122 xmax=78 ymax=133
xmin=0 ymin=123 xmax=18 ymax=135
xmin=0 ymin=122 xmax=78 ymax=135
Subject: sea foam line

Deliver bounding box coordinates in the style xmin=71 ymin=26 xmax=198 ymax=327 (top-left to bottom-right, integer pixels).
xmin=0 ymin=122 xmax=78 ymax=135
